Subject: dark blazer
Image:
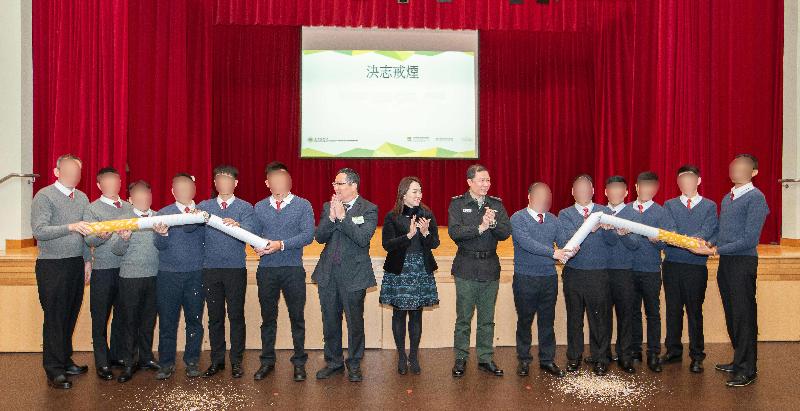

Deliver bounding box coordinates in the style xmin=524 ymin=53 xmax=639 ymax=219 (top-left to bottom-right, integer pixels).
xmin=382 ymin=208 xmax=440 ymax=274
xmin=312 ymin=196 xmax=378 ymax=291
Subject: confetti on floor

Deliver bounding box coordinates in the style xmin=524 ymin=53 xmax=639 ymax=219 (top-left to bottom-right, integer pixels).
xmin=104 ymin=379 xmax=259 ymax=411
xmin=548 ymin=369 xmax=664 ymax=408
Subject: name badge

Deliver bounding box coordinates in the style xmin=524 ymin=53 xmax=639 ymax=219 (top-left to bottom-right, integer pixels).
xmin=462 ymin=208 xmax=473 ymax=213
xmin=352 ymin=216 xmax=365 ymax=224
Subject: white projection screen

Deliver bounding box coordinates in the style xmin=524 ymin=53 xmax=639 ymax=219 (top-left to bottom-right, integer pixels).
xmin=301 ymin=27 xmax=478 ymax=159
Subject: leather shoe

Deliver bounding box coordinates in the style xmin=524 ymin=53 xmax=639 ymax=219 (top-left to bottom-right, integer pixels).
xmin=347 ymin=366 xmax=363 ymax=382
xmin=517 ymin=362 xmax=530 ymax=377
xmin=138 ymin=360 xmax=160 ymax=371
xmin=293 ymin=365 xmax=307 ymax=382
xmin=540 ymin=363 xmax=565 ymax=377
xmin=253 ymin=364 xmax=275 ymax=380
xmin=117 ymin=367 xmax=135 ymax=383
xmin=690 ymin=359 xmax=704 ymax=373
xmin=726 ymin=373 xmax=757 ymax=387
xmin=409 ymin=356 xmax=421 ymax=375
xmin=155 ymin=365 xmax=174 ymax=380
xmin=566 ymin=359 xmax=581 ymax=372
xmin=315 ymin=365 xmax=344 ymax=380
xmin=231 ymin=364 xmax=244 ymax=378
xmin=452 ymin=358 xmax=466 ymax=378
xmin=65 ymin=363 xmax=88 ymax=375
xmin=647 ymin=355 xmax=662 ymax=373
xmin=110 ymin=359 xmax=126 ymax=369
xmin=202 ymin=363 xmax=225 ymax=378
xmin=185 ymin=363 xmax=202 ymax=378
xmin=715 ymin=362 xmax=736 ymax=373
xmin=593 ymin=362 xmax=608 ymax=376
xmin=617 ymin=360 xmax=636 ymax=374
xmin=661 ymin=353 xmax=682 ymax=364
xmin=96 ymin=366 xmax=114 ymax=380
xmin=478 ymin=361 xmax=504 ymax=376
xmin=631 ymin=352 xmax=643 ymax=362
xmin=47 ymin=374 xmax=71 ymax=389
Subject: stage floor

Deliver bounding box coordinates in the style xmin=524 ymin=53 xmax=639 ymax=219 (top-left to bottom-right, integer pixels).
xmin=1 ymin=344 xmax=798 ymax=410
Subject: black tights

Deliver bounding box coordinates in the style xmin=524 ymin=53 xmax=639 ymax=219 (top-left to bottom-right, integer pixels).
xmin=392 ymin=308 xmax=422 ymax=359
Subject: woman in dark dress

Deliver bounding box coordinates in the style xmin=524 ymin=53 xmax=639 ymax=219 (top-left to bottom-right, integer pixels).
xmin=380 ymin=176 xmax=440 ymax=375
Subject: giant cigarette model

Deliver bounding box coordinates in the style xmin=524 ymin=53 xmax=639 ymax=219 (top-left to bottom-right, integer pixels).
xmin=206 ymin=214 xmax=270 ymax=249
xmin=563 ymin=211 xmax=702 ymax=252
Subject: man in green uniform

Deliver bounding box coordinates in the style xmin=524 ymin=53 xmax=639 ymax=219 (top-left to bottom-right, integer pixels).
xmin=449 ymin=164 xmax=512 ymax=377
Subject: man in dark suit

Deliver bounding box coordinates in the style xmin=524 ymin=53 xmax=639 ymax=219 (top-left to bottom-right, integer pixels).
xmin=312 ymin=168 xmax=378 ymax=382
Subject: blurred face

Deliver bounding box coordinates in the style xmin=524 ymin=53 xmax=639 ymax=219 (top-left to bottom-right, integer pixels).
xmin=403 ymin=181 xmax=422 ymax=207
xmin=528 ymin=184 xmax=552 ymax=213
xmin=171 ymin=177 xmax=196 ymax=205
xmin=214 ymin=174 xmax=238 ymax=197
xmin=635 ymin=180 xmax=659 ymax=202
xmin=53 ymin=158 xmax=82 ymax=188
xmin=129 ymin=187 xmax=152 ymax=212
xmin=333 ymin=172 xmax=358 ymax=202
xmin=468 ymin=170 xmax=491 ymax=198
xmin=604 ymin=182 xmax=628 ymax=206
xmin=96 ymin=173 xmax=121 ymax=198
xmin=729 ymin=157 xmax=758 ymax=185
xmin=572 ymin=178 xmax=594 ymax=205
xmin=677 ymin=173 xmax=701 ymax=196
xmin=265 ymin=170 xmax=292 ymax=197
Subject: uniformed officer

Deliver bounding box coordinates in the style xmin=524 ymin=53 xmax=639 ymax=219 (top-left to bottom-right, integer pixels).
xmin=448 ymin=164 xmax=512 ymax=378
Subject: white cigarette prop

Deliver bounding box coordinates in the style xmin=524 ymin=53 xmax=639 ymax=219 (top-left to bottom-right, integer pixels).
xmin=564 ymin=212 xmax=702 ymax=252
xmin=86 ymin=212 xmax=208 ymax=234
xmin=563 ymin=212 xmax=603 ymax=251
xmin=206 ymin=214 xmax=270 ymax=249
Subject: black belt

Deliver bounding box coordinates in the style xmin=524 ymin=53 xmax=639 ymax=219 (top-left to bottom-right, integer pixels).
xmin=457 ymin=249 xmax=497 ymax=259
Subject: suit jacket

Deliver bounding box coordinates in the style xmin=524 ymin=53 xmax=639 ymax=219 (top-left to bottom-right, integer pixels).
xmin=382 ymin=208 xmax=440 ymax=275
xmin=312 ymin=196 xmax=378 ymax=291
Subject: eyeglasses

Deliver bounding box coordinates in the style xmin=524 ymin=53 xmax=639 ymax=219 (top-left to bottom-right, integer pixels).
xmin=332 ymin=182 xmax=350 ymax=187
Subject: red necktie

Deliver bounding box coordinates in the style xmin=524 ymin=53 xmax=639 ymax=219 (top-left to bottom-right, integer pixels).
xmin=537 ymin=213 xmax=544 ymax=224
xmin=68 ymin=192 xmax=74 ymax=200
xmin=686 ymin=198 xmax=692 ymax=210
xmin=730 ymin=192 xmax=735 ymax=201
xmin=638 ymin=204 xmax=644 ymax=213
xmin=276 ymin=200 xmax=283 ymax=212
xmin=141 ymin=213 xmax=148 ymax=218
xmin=221 ymin=201 xmax=227 ymax=210
xmin=184 ymin=206 xmax=190 ymax=213
xmin=582 ymin=207 xmax=589 ymax=219
xmin=114 ymin=201 xmax=121 ymax=208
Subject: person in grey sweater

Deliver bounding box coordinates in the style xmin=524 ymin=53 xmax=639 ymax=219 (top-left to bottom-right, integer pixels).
xmin=82 ymin=167 xmax=131 ymax=380
xmin=31 ymin=154 xmax=93 ymax=389
xmin=111 ymin=180 xmax=161 ymax=383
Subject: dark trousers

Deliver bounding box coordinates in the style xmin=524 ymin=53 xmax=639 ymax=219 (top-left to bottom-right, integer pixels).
xmin=256 ymin=266 xmax=307 ymax=366
xmin=156 ymin=270 xmax=205 ymax=367
xmin=319 ymin=271 xmax=366 ymax=369
xmin=453 ymin=277 xmax=499 ymax=363
xmin=90 ymin=267 xmax=124 ymax=368
xmin=35 ymin=257 xmax=85 ymax=378
xmin=631 ymin=270 xmax=663 ymax=356
xmin=203 ymin=268 xmax=247 ymax=366
xmin=391 ymin=308 xmax=422 ymax=359
xmin=562 ymin=267 xmax=611 ymax=364
xmin=717 ymin=255 xmax=758 ymax=376
xmin=118 ymin=276 xmax=157 ymax=366
xmin=663 ymin=261 xmax=708 ymax=360
xmin=512 ymin=274 xmax=557 ymax=365
xmin=607 ymin=269 xmax=636 ymax=362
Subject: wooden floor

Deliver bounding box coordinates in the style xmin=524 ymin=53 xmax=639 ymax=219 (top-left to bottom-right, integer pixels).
xmin=1 ymin=344 xmax=798 ymax=410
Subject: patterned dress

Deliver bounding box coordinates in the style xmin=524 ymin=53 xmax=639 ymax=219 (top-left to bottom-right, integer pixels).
xmin=380 ymin=233 xmax=439 ymax=310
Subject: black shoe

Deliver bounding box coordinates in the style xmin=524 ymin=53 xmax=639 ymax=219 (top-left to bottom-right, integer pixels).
xmin=47 ymin=374 xmax=71 ymax=389
xmin=186 ymin=363 xmax=202 ymax=378
xmin=478 ymin=361 xmax=504 ymax=376
xmin=409 ymin=356 xmax=421 ymax=375
xmin=398 ymin=355 xmax=408 ymax=375
xmin=593 ymin=362 xmax=608 ymax=376
xmin=661 ymin=353 xmax=682 ymax=364
xmin=202 ymin=363 xmax=225 ymax=378
xmin=253 ymin=364 xmax=275 ymax=380
xmin=517 ymin=362 xmax=530 ymax=377
xmin=155 ymin=365 xmax=174 ymax=380
xmin=117 ymin=367 xmax=135 ymax=383
xmin=65 ymin=364 xmax=88 ymax=375
xmin=540 ymin=363 xmax=565 ymax=377
xmin=347 ymin=366 xmax=363 ymax=382
xmin=293 ymin=365 xmax=307 ymax=382
xmin=231 ymin=364 xmax=244 ymax=379
xmin=96 ymin=366 xmax=114 ymax=380
xmin=690 ymin=359 xmax=704 ymax=373
xmin=109 ymin=359 xmax=126 ymax=369
xmin=617 ymin=360 xmax=636 ymax=374
xmin=715 ymin=362 xmax=736 ymax=373
xmin=583 ymin=356 xmax=598 ymax=365
xmin=452 ymin=358 xmax=466 ymax=378
xmin=726 ymin=373 xmax=757 ymax=387
xmin=632 ymin=352 xmax=643 ymax=362
xmin=315 ymin=365 xmax=344 ymax=380
xmin=647 ymin=355 xmax=663 ymax=373
xmin=566 ymin=359 xmax=581 ymax=372
xmin=138 ymin=360 xmax=160 ymax=371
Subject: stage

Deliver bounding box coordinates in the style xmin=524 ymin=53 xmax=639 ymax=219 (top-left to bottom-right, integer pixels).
xmin=1 ymin=228 xmax=799 ymax=354
xmin=0 ymin=344 xmax=797 ymax=410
